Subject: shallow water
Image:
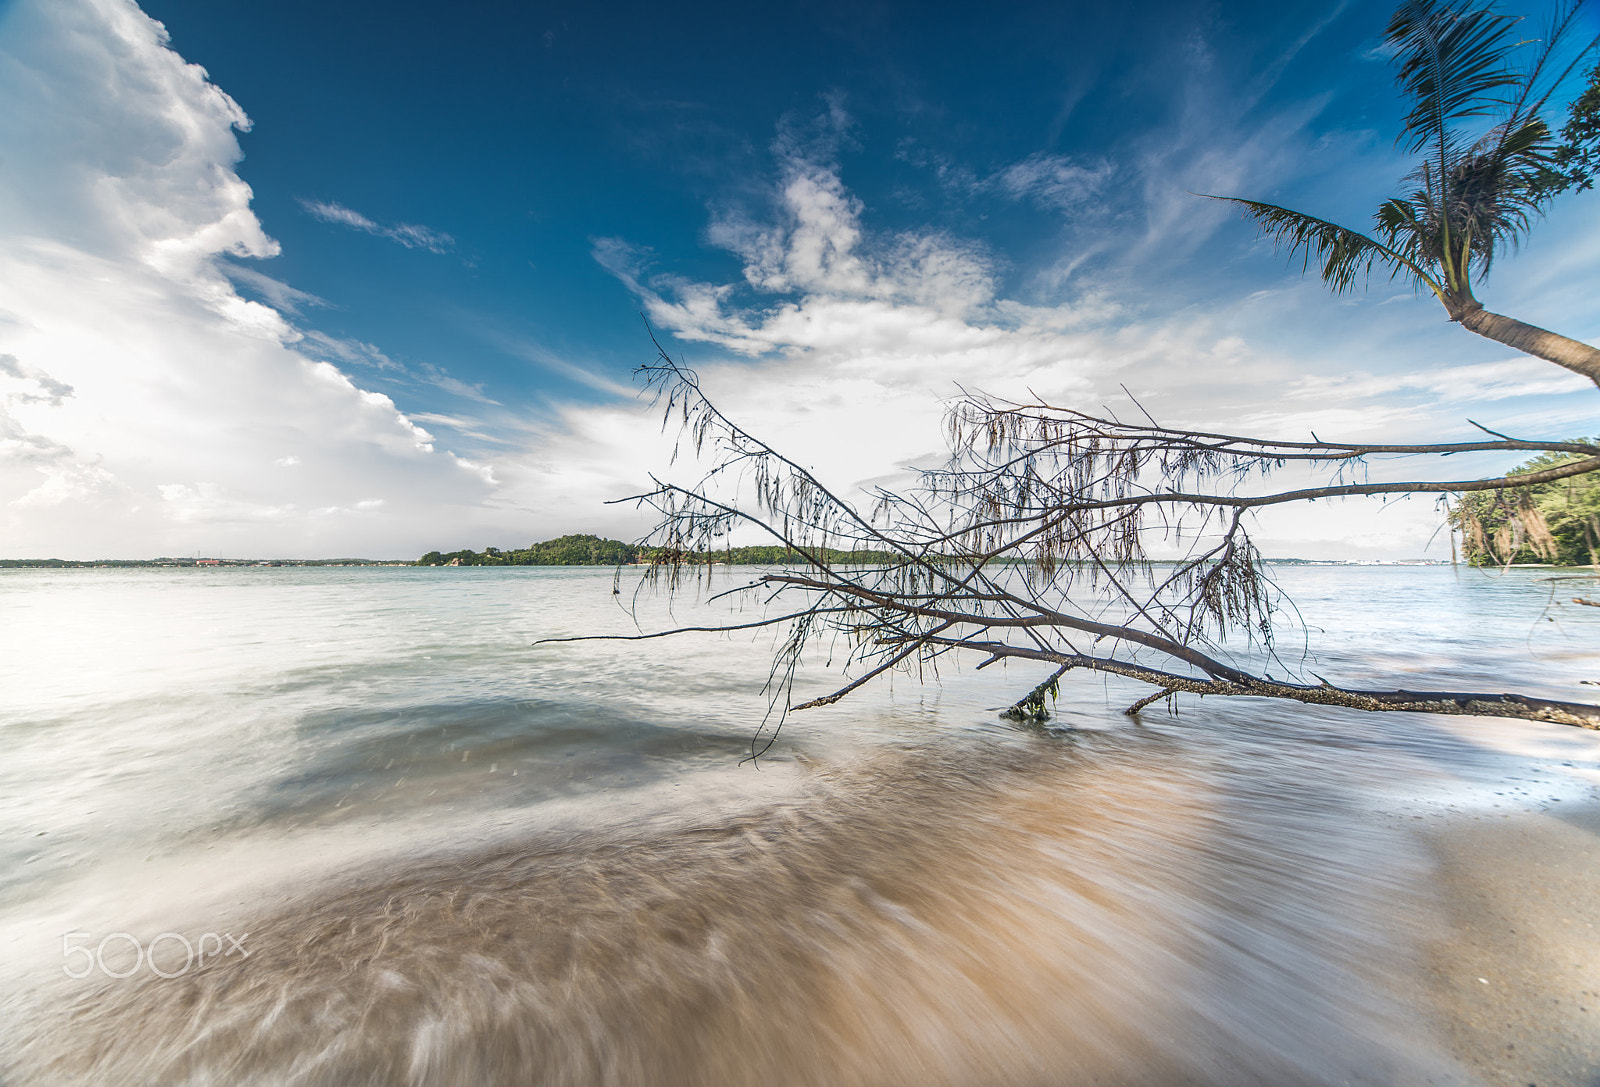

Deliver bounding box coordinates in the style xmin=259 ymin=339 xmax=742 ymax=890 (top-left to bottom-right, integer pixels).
xmin=1 ymin=564 xmax=1599 ymax=1084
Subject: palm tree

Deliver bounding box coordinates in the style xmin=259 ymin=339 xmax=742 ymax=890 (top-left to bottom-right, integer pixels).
xmin=1212 ymin=0 xmax=1600 ymax=384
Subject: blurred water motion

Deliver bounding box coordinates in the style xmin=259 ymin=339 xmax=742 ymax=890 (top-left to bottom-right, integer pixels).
xmin=1 ymin=565 xmax=1598 ymax=1085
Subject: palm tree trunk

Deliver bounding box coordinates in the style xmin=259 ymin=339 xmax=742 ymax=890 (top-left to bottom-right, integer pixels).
xmin=1456 ymin=305 xmax=1600 ymax=387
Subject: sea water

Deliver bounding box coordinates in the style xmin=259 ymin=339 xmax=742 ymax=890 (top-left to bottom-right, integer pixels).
xmin=1 ymin=564 xmax=1597 ymax=1085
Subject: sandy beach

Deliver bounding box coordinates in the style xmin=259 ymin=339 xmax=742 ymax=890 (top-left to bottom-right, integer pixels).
xmin=1421 ymin=801 xmax=1600 ymax=1087
xmin=3 ymin=734 xmax=1597 ymax=1085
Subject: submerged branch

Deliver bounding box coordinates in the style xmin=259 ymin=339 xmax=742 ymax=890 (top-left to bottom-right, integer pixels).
xmin=906 ymin=636 xmax=1600 ymax=731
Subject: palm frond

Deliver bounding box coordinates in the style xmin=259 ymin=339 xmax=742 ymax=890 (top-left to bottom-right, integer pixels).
xmin=1203 ymin=196 xmax=1442 ymax=296
xmin=1499 ymin=3 xmax=1597 ymax=130
xmin=1478 ymin=2 xmax=1597 ymax=199
xmin=1441 ymin=118 xmax=1560 ymax=273
xmin=1211 ymin=0 xmax=1598 ymax=305
xmin=1389 ymin=0 xmax=1521 ymax=154
xmin=1373 ymin=195 xmax=1436 ymax=268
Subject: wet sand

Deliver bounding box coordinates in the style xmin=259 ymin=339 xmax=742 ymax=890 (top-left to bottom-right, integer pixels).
xmin=2 ymin=737 xmax=1598 ymax=1085
xmin=1421 ymin=801 xmax=1600 ymax=1087
xmin=0 ymin=741 xmax=1454 ymax=1085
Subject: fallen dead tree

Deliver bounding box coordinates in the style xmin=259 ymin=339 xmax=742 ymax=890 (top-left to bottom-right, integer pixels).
xmin=536 ymin=342 xmax=1600 ymax=752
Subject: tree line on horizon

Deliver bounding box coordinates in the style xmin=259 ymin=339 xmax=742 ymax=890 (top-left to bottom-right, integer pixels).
xmin=416 ymin=535 xmax=904 ymax=566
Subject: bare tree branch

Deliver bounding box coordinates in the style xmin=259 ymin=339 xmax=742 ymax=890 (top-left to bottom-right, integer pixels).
xmin=570 ymin=347 xmax=1600 ymax=736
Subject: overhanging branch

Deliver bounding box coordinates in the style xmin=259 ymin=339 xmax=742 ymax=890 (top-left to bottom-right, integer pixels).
xmin=611 ymin=344 xmax=1600 ymax=738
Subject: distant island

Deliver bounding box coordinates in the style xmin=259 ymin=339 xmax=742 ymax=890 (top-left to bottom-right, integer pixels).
xmin=417 ymin=535 xmax=904 ymax=566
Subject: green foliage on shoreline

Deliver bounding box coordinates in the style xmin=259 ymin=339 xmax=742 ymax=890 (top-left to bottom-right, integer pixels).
xmin=419 ymin=535 xmax=643 ymax=567
xmin=416 ymin=536 xmax=904 ymax=567
xmin=1449 ymin=444 xmax=1600 ymax=566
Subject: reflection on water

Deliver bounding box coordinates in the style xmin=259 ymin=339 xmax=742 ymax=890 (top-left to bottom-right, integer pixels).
xmin=1 ymin=565 xmax=1598 ymax=1084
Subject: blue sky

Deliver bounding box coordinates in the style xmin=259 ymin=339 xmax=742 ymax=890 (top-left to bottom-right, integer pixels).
xmin=0 ymin=0 xmax=1596 ymax=558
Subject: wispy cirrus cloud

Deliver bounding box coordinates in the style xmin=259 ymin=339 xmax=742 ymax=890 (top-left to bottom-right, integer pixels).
xmin=416 ymin=362 xmax=500 ymax=404
xmin=298 ymin=198 xmax=454 ymax=254
xmin=894 ymin=142 xmax=1115 ymax=216
xmin=1287 ymin=357 xmax=1596 ymax=406
xmin=298 ymin=330 xmax=401 ymax=370
xmin=220 ymin=263 xmax=329 ymax=314
xmin=0 ymin=354 xmax=75 ymax=407
xmin=984 ymin=152 xmax=1116 ymax=212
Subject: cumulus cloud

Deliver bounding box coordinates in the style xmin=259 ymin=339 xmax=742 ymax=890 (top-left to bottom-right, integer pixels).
xmin=300 ymin=198 xmax=454 ymax=254
xmin=569 ymin=104 xmax=1600 ymax=560
xmin=594 ymin=136 xmax=1140 ymax=425
xmin=599 ymin=162 xmax=1010 ymax=368
xmin=0 ymin=0 xmax=493 ymax=557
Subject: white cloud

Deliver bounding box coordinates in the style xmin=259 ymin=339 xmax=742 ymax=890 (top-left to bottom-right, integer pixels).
xmin=300 ymin=198 xmax=454 ymax=254
xmin=570 ymin=122 xmax=1600 ymax=560
xmin=0 ymin=1 xmax=277 ymax=279
xmin=157 ymin=482 xmax=293 ymax=524
xmin=700 ymin=161 xmax=997 ymax=318
xmin=417 ymin=363 xmax=500 ymax=404
xmin=449 ymin=453 xmax=498 ymax=486
xmin=984 ymin=152 xmax=1116 ymax=212
xmin=4 ymin=3 xmax=1589 ymax=563
xmin=302 ymin=200 xmax=379 ymax=231
xmin=12 ymin=463 xmax=123 ymax=509
xmin=220 ymin=263 xmax=329 ymax=314
xmin=296 ymin=330 xmax=401 ymax=371
xmin=408 ymin=411 xmax=478 ymax=429
xmin=0 ymin=0 xmax=494 ymax=558
xmin=0 ymin=354 xmax=74 ymax=406
xmin=1287 ymin=356 xmax=1595 ymax=406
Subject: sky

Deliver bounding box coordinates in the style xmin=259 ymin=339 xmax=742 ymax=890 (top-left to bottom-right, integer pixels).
xmin=0 ymin=0 xmax=1596 ymax=560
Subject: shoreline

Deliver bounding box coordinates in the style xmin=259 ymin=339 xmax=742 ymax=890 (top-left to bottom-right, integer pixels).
xmin=11 ymin=736 xmax=1600 ymax=1085
xmin=1418 ymin=800 xmax=1600 ymax=1086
